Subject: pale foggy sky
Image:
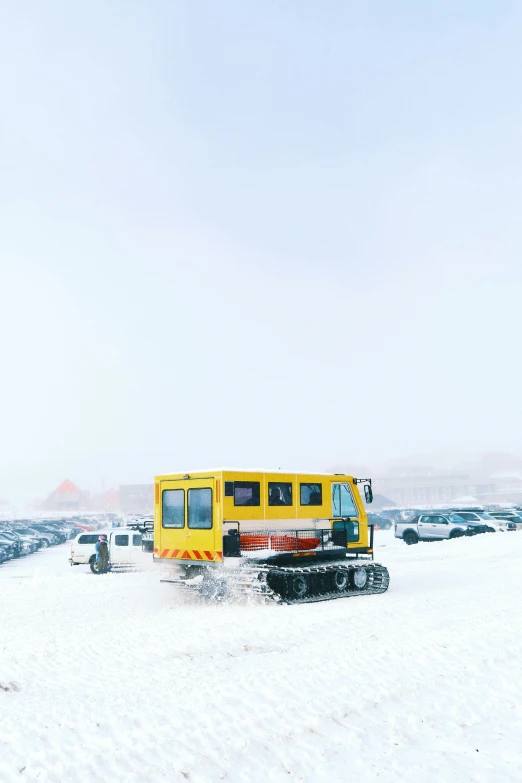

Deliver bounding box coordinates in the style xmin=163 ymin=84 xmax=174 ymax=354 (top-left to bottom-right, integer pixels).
xmin=1 ymin=1 xmax=522 ymax=504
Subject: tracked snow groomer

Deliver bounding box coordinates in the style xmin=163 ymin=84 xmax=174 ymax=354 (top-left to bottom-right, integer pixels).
xmin=153 ymin=470 xmax=390 ymax=604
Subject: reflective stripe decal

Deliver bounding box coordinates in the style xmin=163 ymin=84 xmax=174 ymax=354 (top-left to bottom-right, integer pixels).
xmin=156 ymin=549 xmax=221 ymax=561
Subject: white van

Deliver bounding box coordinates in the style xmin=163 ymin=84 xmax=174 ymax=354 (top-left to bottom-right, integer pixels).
xmin=69 ymin=528 xmax=145 ymax=571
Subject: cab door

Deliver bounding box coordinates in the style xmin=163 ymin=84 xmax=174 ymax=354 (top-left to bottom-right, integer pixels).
xmin=419 ymin=515 xmax=446 ymax=539
xmin=331 ymin=483 xmax=359 ymax=519
xmin=331 ymin=482 xmax=361 ymax=544
xmin=159 ymin=478 xmax=220 ymax=563
xmin=110 ymin=531 xmax=132 ymax=564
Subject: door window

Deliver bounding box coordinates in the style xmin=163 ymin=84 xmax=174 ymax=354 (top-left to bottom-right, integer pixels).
xmin=162 ymin=489 xmax=185 ymax=528
xmin=132 ymin=534 xmax=142 ymax=546
xmin=114 ymin=534 xmax=129 ymax=546
xmin=332 ymin=483 xmax=359 ymax=518
xmin=188 ymin=488 xmax=213 ymax=529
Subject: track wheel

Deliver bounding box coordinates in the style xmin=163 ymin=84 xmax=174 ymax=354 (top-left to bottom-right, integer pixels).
xmin=290 ymin=574 xmax=308 ymax=600
xmin=352 ymin=567 xmax=369 ymax=590
xmin=333 ymin=569 xmax=349 ymax=592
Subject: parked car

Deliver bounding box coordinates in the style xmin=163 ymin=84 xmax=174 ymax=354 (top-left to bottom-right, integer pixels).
xmin=45 ymin=520 xmax=82 ymax=539
xmin=0 ymin=534 xmax=18 ymax=559
xmin=5 ymin=526 xmax=43 ymax=553
xmin=24 ymin=525 xmax=62 ymax=546
xmin=10 ymin=526 xmax=47 ymax=549
xmin=486 ymin=510 xmax=522 ymax=530
xmin=0 ymin=544 xmax=11 ymax=563
xmin=451 ymin=509 xmax=516 ymax=531
xmin=395 ymin=513 xmax=494 ymax=545
xmin=36 ymin=522 xmax=68 ymax=543
xmin=0 ymin=530 xmax=24 ymax=558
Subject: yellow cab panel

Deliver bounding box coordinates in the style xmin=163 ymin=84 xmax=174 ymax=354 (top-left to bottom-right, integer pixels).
xmin=154 ymin=471 xmax=222 ymax=564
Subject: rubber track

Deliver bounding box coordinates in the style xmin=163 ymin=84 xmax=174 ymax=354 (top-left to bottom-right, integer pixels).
xmin=161 ymin=562 xmax=390 ymax=604
xmin=267 ymin=563 xmax=390 ymax=604
xmin=228 ymin=562 xmax=390 ymax=604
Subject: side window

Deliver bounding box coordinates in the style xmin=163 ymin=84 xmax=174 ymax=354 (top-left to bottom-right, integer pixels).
xmin=188 ymin=488 xmax=212 ymax=529
xmin=132 ymin=534 xmax=142 ymax=546
xmin=224 ymin=482 xmax=234 ymax=497
xmin=114 ymin=534 xmax=129 ymax=546
xmin=457 ymin=513 xmax=474 ymax=520
xmin=419 ymin=515 xmax=430 ymax=523
xmin=268 ymin=482 xmax=292 ymax=506
xmin=233 ymin=481 xmax=260 ymax=506
xmin=162 ymin=489 xmax=185 ymax=528
xmin=332 ymin=483 xmax=359 ymax=518
xmin=300 ymin=483 xmax=323 ymax=506
xmin=431 ymin=516 xmax=445 ymax=524
xmin=78 ymin=534 xmax=98 ymax=545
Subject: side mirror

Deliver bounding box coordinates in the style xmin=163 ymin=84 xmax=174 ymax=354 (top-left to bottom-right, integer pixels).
xmin=364 ymin=484 xmax=373 ymax=504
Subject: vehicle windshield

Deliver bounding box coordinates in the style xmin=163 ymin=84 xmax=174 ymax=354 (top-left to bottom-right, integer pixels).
xmin=476 ymin=513 xmax=496 ymax=521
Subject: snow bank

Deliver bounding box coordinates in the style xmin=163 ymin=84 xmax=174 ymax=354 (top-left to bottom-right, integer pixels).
xmin=1 ymin=533 xmax=522 ymax=782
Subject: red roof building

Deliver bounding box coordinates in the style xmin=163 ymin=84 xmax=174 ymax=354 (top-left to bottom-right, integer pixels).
xmin=43 ymin=479 xmax=91 ymax=511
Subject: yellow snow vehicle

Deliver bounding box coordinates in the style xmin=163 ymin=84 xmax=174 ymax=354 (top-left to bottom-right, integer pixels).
xmin=153 ymin=470 xmax=390 ymax=604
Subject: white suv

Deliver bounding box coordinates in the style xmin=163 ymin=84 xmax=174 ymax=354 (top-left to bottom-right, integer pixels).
xmin=395 ymin=512 xmax=494 ymax=545
xmin=69 ymin=528 xmax=145 ymax=571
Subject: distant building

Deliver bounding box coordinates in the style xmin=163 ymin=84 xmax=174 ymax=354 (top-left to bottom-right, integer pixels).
xmin=104 ymin=488 xmax=120 ymax=512
xmin=119 ymin=484 xmax=153 ymax=514
xmin=90 ymin=488 xmax=120 ymax=512
xmin=374 ymin=469 xmax=496 ymax=507
xmin=43 ymin=479 xmax=91 ymax=511
xmin=375 ymin=453 xmax=522 ymax=508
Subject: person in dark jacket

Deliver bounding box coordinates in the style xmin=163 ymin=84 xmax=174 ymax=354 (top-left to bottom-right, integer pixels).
xmin=94 ymin=535 xmax=109 ymax=572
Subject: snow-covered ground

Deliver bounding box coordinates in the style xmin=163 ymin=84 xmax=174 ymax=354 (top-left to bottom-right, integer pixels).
xmin=1 ymin=531 xmax=522 ymax=782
